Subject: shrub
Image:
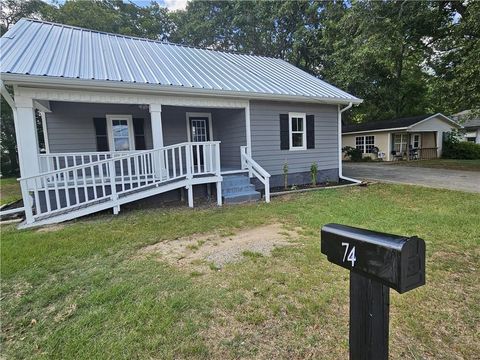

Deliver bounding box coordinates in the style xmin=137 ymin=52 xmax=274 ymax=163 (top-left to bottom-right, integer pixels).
xmin=342 ymin=146 xmax=363 ymax=161
xmin=282 ymin=161 xmax=288 ymax=190
xmin=443 ymin=141 xmax=480 ymax=159
xmin=443 ymin=131 xmax=480 ymax=159
xmin=310 ymin=162 xmax=318 ymax=186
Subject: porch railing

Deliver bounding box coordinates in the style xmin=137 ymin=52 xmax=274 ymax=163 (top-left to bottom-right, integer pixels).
xmin=417 ymin=147 xmax=438 ymax=160
xmin=391 ymin=147 xmax=438 ymax=161
xmin=21 ymin=142 xmax=221 ymax=224
xmin=240 ymin=146 xmax=270 ymax=203
xmin=39 ymin=151 xmax=134 ymax=172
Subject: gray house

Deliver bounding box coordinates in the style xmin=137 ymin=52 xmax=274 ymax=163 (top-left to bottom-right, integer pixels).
xmin=0 ymin=19 xmax=361 ymax=228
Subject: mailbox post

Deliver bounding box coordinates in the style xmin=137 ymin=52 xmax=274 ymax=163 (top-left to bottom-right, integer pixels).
xmin=321 ymin=223 xmax=425 ymax=360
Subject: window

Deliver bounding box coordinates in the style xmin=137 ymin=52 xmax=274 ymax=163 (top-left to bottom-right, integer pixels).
xmin=365 ymin=136 xmax=375 ymax=153
xmin=106 ymin=115 xmax=135 ymax=151
xmin=355 ymin=136 xmax=364 ymax=152
xmin=394 ymin=133 xmax=407 ymax=152
xmin=289 ymin=112 xmax=306 ymax=150
xmin=412 ymin=134 xmax=421 ymax=148
xmin=355 ymin=135 xmax=375 ymax=153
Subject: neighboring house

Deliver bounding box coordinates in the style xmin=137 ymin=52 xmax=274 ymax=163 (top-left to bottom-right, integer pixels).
xmin=451 ymin=110 xmax=480 ymax=144
xmin=342 ymin=113 xmax=461 ymax=161
xmin=0 ymin=19 xmax=361 ymax=228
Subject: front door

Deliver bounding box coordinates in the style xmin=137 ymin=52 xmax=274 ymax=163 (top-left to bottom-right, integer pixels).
xmin=188 ymin=114 xmax=211 ymax=167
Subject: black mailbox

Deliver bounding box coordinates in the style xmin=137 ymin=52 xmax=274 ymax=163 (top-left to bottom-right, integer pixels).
xmin=321 ymin=223 xmax=425 ymax=293
xmin=320 ymin=223 xmax=426 ymax=360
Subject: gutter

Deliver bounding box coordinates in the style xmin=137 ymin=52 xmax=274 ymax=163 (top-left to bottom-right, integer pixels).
xmin=1 ymin=73 xmax=362 ymax=106
xmin=338 ymin=102 xmax=362 ymax=184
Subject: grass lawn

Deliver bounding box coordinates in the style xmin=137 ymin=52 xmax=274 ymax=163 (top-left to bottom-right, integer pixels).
xmin=387 ymin=158 xmax=480 ymax=171
xmin=0 ymin=177 xmax=21 ymax=206
xmin=1 ymin=184 xmax=479 ymax=359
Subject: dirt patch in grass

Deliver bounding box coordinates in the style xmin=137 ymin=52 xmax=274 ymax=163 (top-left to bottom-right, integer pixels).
xmin=36 ymin=224 xmax=65 ymax=233
xmin=136 ymin=223 xmax=299 ymax=271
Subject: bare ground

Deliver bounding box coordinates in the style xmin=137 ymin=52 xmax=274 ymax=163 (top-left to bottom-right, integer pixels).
xmin=137 ymin=223 xmax=300 ymax=271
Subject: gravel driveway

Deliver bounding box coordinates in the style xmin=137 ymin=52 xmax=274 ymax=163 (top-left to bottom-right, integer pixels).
xmin=343 ymin=162 xmax=480 ymax=193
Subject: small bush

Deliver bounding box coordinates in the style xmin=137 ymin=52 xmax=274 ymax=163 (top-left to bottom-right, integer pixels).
xmin=282 ymin=161 xmax=288 ymax=190
xmin=342 ymin=146 xmax=363 ymax=161
xmin=443 ymin=141 xmax=480 ymax=159
xmin=443 ymin=131 xmax=480 ymax=159
xmin=310 ymin=162 xmax=318 ymax=186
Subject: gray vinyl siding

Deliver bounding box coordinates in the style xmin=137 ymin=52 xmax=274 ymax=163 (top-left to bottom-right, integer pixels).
xmin=212 ymin=108 xmax=245 ymax=168
xmin=45 ymin=102 xmax=152 ymax=153
xmin=161 ymin=106 xmax=245 ymax=169
xmin=46 ymin=103 xmax=246 ymax=170
xmin=250 ymin=100 xmax=338 ymax=176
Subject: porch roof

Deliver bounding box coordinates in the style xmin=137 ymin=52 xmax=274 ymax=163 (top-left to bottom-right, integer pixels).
xmin=0 ymin=18 xmax=361 ymax=105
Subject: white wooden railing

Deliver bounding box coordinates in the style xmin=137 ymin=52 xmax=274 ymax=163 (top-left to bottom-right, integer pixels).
xmin=21 ymin=142 xmax=221 ymax=224
xmin=240 ymin=146 xmax=270 ymax=203
xmin=38 ymin=151 xmax=133 ymax=172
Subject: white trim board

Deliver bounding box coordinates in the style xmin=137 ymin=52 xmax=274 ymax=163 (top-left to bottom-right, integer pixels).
xmin=288 ymin=112 xmax=307 ymax=151
xmin=4 ymin=73 xmax=362 ymax=106
xmin=14 ymin=86 xmax=249 ymax=109
xmin=106 ymin=114 xmax=135 ymax=151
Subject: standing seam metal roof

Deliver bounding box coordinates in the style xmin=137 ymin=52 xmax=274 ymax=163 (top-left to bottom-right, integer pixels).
xmin=1 ymin=18 xmax=361 ymax=103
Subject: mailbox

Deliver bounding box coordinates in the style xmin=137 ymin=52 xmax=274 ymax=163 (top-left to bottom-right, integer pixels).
xmin=320 ymin=223 xmax=426 ymax=360
xmin=321 ymin=223 xmax=425 ymax=293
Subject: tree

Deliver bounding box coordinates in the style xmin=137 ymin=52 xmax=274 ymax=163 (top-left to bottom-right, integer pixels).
xmin=0 ymin=0 xmax=47 ymax=33
xmin=426 ymin=1 xmax=480 ymax=115
xmin=40 ymin=0 xmax=173 ymax=40
xmin=319 ymin=1 xmax=454 ymax=122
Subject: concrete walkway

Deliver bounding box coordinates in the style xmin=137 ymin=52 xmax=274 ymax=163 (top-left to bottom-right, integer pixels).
xmin=343 ymin=163 xmax=480 ymax=193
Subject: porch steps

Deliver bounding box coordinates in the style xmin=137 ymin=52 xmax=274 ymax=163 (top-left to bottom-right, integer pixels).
xmin=221 ymin=174 xmax=260 ymax=204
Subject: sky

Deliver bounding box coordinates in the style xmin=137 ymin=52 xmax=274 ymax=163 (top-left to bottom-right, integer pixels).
xmin=46 ymin=0 xmax=189 ymax=11
xmin=131 ymin=0 xmax=188 ymax=11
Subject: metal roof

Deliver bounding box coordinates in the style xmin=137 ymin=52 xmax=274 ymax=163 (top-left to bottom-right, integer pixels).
xmin=0 ymin=18 xmax=361 ymax=104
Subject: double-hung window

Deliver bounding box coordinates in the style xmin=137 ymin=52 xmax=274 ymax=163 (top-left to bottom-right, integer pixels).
xmin=289 ymin=112 xmax=306 ymax=150
xmin=365 ymin=136 xmax=375 ymax=153
xmin=106 ymin=114 xmax=135 ymax=151
xmin=394 ymin=133 xmax=407 ymax=152
xmin=355 ymin=135 xmax=376 ymax=153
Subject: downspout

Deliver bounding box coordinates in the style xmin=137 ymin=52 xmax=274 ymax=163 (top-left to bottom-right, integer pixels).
xmin=338 ymin=102 xmax=362 ymax=184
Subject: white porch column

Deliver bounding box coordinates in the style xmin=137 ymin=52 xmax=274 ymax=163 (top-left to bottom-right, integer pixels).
xmin=245 ymin=101 xmax=253 ymax=178
xmin=14 ymin=96 xmax=40 ymax=178
xmin=245 ymin=101 xmax=252 ymax=156
xmin=436 ymin=131 xmax=443 ymax=158
xmin=149 ymin=104 xmax=164 ymax=148
xmin=149 ymin=104 xmax=164 ymax=179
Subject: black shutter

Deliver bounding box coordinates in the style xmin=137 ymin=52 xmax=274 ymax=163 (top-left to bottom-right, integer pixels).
xmin=93 ymin=118 xmax=109 ymax=151
xmin=280 ymin=114 xmax=289 ymax=150
xmin=133 ymin=118 xmax=146 ymax=150
xmin=306 ymin=114 xmax=315 ymax=149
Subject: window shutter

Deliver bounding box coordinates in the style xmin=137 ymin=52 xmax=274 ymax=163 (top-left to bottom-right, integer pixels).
xmin=306 ymin=115 xmax=315 ymax=149
xmin=93 ymin=118 xmax=109 ymax=151
xmin=280 ymin=114 xmax=289 ymax=150
xmin=133 ymin=118 xmax=146 ymax=150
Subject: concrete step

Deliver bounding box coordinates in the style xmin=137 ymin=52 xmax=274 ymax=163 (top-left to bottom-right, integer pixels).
xmin=221 ymin=175 xmax=251 ymax=187
xmin=222 ymin=183 xmax=256 ymax=195
xmin=223 ymin=190 xmax=261 ymax=204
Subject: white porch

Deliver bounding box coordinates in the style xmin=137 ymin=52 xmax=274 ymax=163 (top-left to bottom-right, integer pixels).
xmin=11 ymin=87 xmax=270 ymax=227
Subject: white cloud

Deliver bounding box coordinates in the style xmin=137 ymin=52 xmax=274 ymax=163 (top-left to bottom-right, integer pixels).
xmin=163 ymin=0 xmax=188 ymax=11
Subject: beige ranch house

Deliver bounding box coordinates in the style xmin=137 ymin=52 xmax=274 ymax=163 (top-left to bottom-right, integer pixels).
xmin=342 ymin=114 xmax=461 ymax=161
xmin=0 ymin=19 xmax=362 ymax=228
